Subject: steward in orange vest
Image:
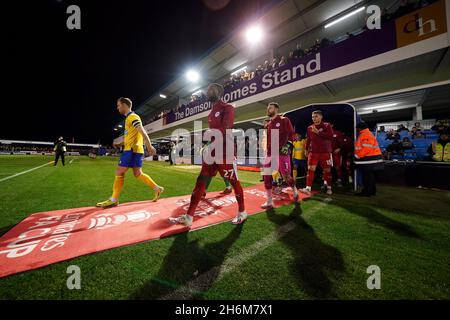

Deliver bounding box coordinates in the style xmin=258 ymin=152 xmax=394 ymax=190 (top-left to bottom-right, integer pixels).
xmin=354 ymin=122 xmax=384 ymax=196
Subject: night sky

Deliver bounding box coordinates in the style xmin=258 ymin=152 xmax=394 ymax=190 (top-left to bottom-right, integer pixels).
xmin=3 ymin=0 xmax=274 ymax=145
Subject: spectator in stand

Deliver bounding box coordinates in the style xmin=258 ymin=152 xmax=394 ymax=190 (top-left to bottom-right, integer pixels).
xmin=311 ymin=39 xmax=321 ymax=53
xmin=278 ymin=56 xmax=287 ymax=67
xmin=263 ymin=60 xmax=270 ymax=72
xmin=378 ymin=126 xmax=386 ymax=134
xmin=270 ymin=57 xmax=279 ymax=70
xmin=429 ymin=132 xmax=450 ymax=162
xmin=233 ymin=73 xmax=242 ymax=86
xmin=255 ymin=65 xmax=264 ymax=77
xmin=385 ymin=138 xmax=402 ymax=159
xmin=412 ymin=129 xmax=426 ymax=139
xmin=431 ymin=120 xmax=448 ymax=134
xmin=293 ymin=44 xmax=304 ymax=59
xmin=224 ymin=75 xmax=234 ymax=89
xmin=401 ymin=137 xmax=414 ymax=150
xmin=242 ymin=70 xmax=250 ymax=81
xmin=386 ymin=129 xmax=400 ymax=140
xmin=413 ymin=122 xmax=424 ymax=131
xmin=397 ymin=124 xmax=409 ymax=132
xmin=320 ymin=37 xmax=332 ymax=49
xmin=287 ymin=51 xmax=295 ymax=63
xmin=191 ymin=94 xmax=200 ymax=103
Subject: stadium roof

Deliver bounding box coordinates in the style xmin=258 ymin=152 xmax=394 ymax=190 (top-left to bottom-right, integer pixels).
xmin=116 ymin=0 xmax=380 ymax=127
xmin=113 ymin=0 xmax=450 ymax=142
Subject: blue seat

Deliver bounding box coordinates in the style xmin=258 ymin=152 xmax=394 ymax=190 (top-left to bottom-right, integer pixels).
xmin=416 ymin=151 xmax=428 ymax=160
xmin=403 ymin=150 xmax=416 ymax=160
xmin=377 ymin=133 xmax=387 ymax=140
xmin=378 ymin=140 xmax=390 ymax=148
xmin=413 ymin=139 xmax=428 ymax=148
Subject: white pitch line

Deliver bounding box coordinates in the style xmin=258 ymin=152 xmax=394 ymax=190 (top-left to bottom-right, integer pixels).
xmin=0 ymin=161 xmax=53 ymax=183
xmin=69 ymin=158 xmax=75 ymax=164
xmin=161 ymin=200 xmax=328 ymax=300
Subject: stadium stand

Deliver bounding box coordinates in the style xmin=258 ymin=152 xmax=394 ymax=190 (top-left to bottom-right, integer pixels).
xmin=131 ymin=0 xmax=442 ymax=128
xmin=375 ymin=119 xmax=449 ymax=161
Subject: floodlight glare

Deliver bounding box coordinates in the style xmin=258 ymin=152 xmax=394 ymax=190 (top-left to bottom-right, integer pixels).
xmin=186 ymin=70 xmax=200 ymax=82
xmin=245 ymin=25 xmax=263 ymax=44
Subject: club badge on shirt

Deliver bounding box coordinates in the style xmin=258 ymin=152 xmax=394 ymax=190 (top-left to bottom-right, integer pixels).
xmin=215 ymin=112 xmax=220 ymax=117
xmin=276 ymin=123 xmax=280 ymax=128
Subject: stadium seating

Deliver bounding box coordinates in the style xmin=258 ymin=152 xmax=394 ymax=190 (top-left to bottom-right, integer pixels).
xmin=375 ymin=129 xmax=437 ymax=161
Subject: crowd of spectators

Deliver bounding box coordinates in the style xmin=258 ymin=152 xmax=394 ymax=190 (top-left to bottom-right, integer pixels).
xmin=146 ymin=92 xmax=208 ymax=123
xmin=0 ymin=145 xmax=54 ymax=153
xmin=223 ymin=38 xmax=333 ymax=90
xmin=379 ymin=119 xmax=450 ymax=160
xmin=0 ymin=144 xmax=120 ymax=157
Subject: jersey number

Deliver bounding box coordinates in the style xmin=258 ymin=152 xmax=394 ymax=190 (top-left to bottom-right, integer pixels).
xmin=223 ymin=169 xmax=235 ymax=180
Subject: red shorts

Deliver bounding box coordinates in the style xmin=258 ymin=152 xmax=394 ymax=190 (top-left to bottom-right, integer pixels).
xmin=308 ymin=152 xmax=333 ymax=169
xmin=199 ymin=160 xmax=239 ymax=182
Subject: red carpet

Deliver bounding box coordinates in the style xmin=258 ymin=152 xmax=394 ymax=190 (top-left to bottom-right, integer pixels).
xmin=0 ymin=184 xmax=311 ymax=278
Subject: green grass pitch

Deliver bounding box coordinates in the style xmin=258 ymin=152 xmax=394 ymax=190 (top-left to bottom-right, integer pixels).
xmin=0 ymin=155 xmax=449 ymax=299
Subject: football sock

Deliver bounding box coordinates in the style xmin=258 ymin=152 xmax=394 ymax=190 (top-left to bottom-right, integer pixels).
xmin=111 ymin=176 xmax=124 ymax=200
xmin=137 ymin=173 xmax=159 ymax=191
xmin=306 ymin=169 xmax=315 ymax=187
xmin=186 ymin=177 xmax=207 ymax=217
xmin=229 ymin=180 xmax=245 ymax=212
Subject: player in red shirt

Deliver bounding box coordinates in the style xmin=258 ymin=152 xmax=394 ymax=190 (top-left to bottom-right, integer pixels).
xmin=171 ymin=83 xmax=246 ymax=227
xmin=300 ymin=110 xmax=334 ymax=195
xmin=341 ymin=133 xmax=354 ymax=184
xmin=261 ymin=102 xmax=298 ymax=209
xmin=331 ymin=123 xmax=345 ymax=187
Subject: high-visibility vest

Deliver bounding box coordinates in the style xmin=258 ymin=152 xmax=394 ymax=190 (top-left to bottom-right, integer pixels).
xmin=432 ymin=142 xmax=450 ymax=162
xmin=292 ymin=139 xmax=306 ymax=160
xmin=355 ymin=129 xmax=382 ymax=159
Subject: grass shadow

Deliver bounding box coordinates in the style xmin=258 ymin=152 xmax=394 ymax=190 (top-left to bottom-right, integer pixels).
xmin=130 ymin=224 xmax=243 ymax=299
xmin=329 ymin=197 xmax=421 ymax=238
xmin=266 ymin=203 xmax=345 ymax=299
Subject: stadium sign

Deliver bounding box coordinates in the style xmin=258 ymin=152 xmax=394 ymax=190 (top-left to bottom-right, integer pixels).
xmin=164 ymin=0 xmax=448 ymax=126
xmin=166 ymin=52 xmax=323 ymax=125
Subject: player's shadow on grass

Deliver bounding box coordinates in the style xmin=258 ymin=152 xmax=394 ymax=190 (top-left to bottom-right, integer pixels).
xmin=266 ymin=203 xmax=345 ymax=299
xmin=130 ymin=224 xmax=243 ymax=300
xmin=331 ymin=198 xmax=420 ymax=238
